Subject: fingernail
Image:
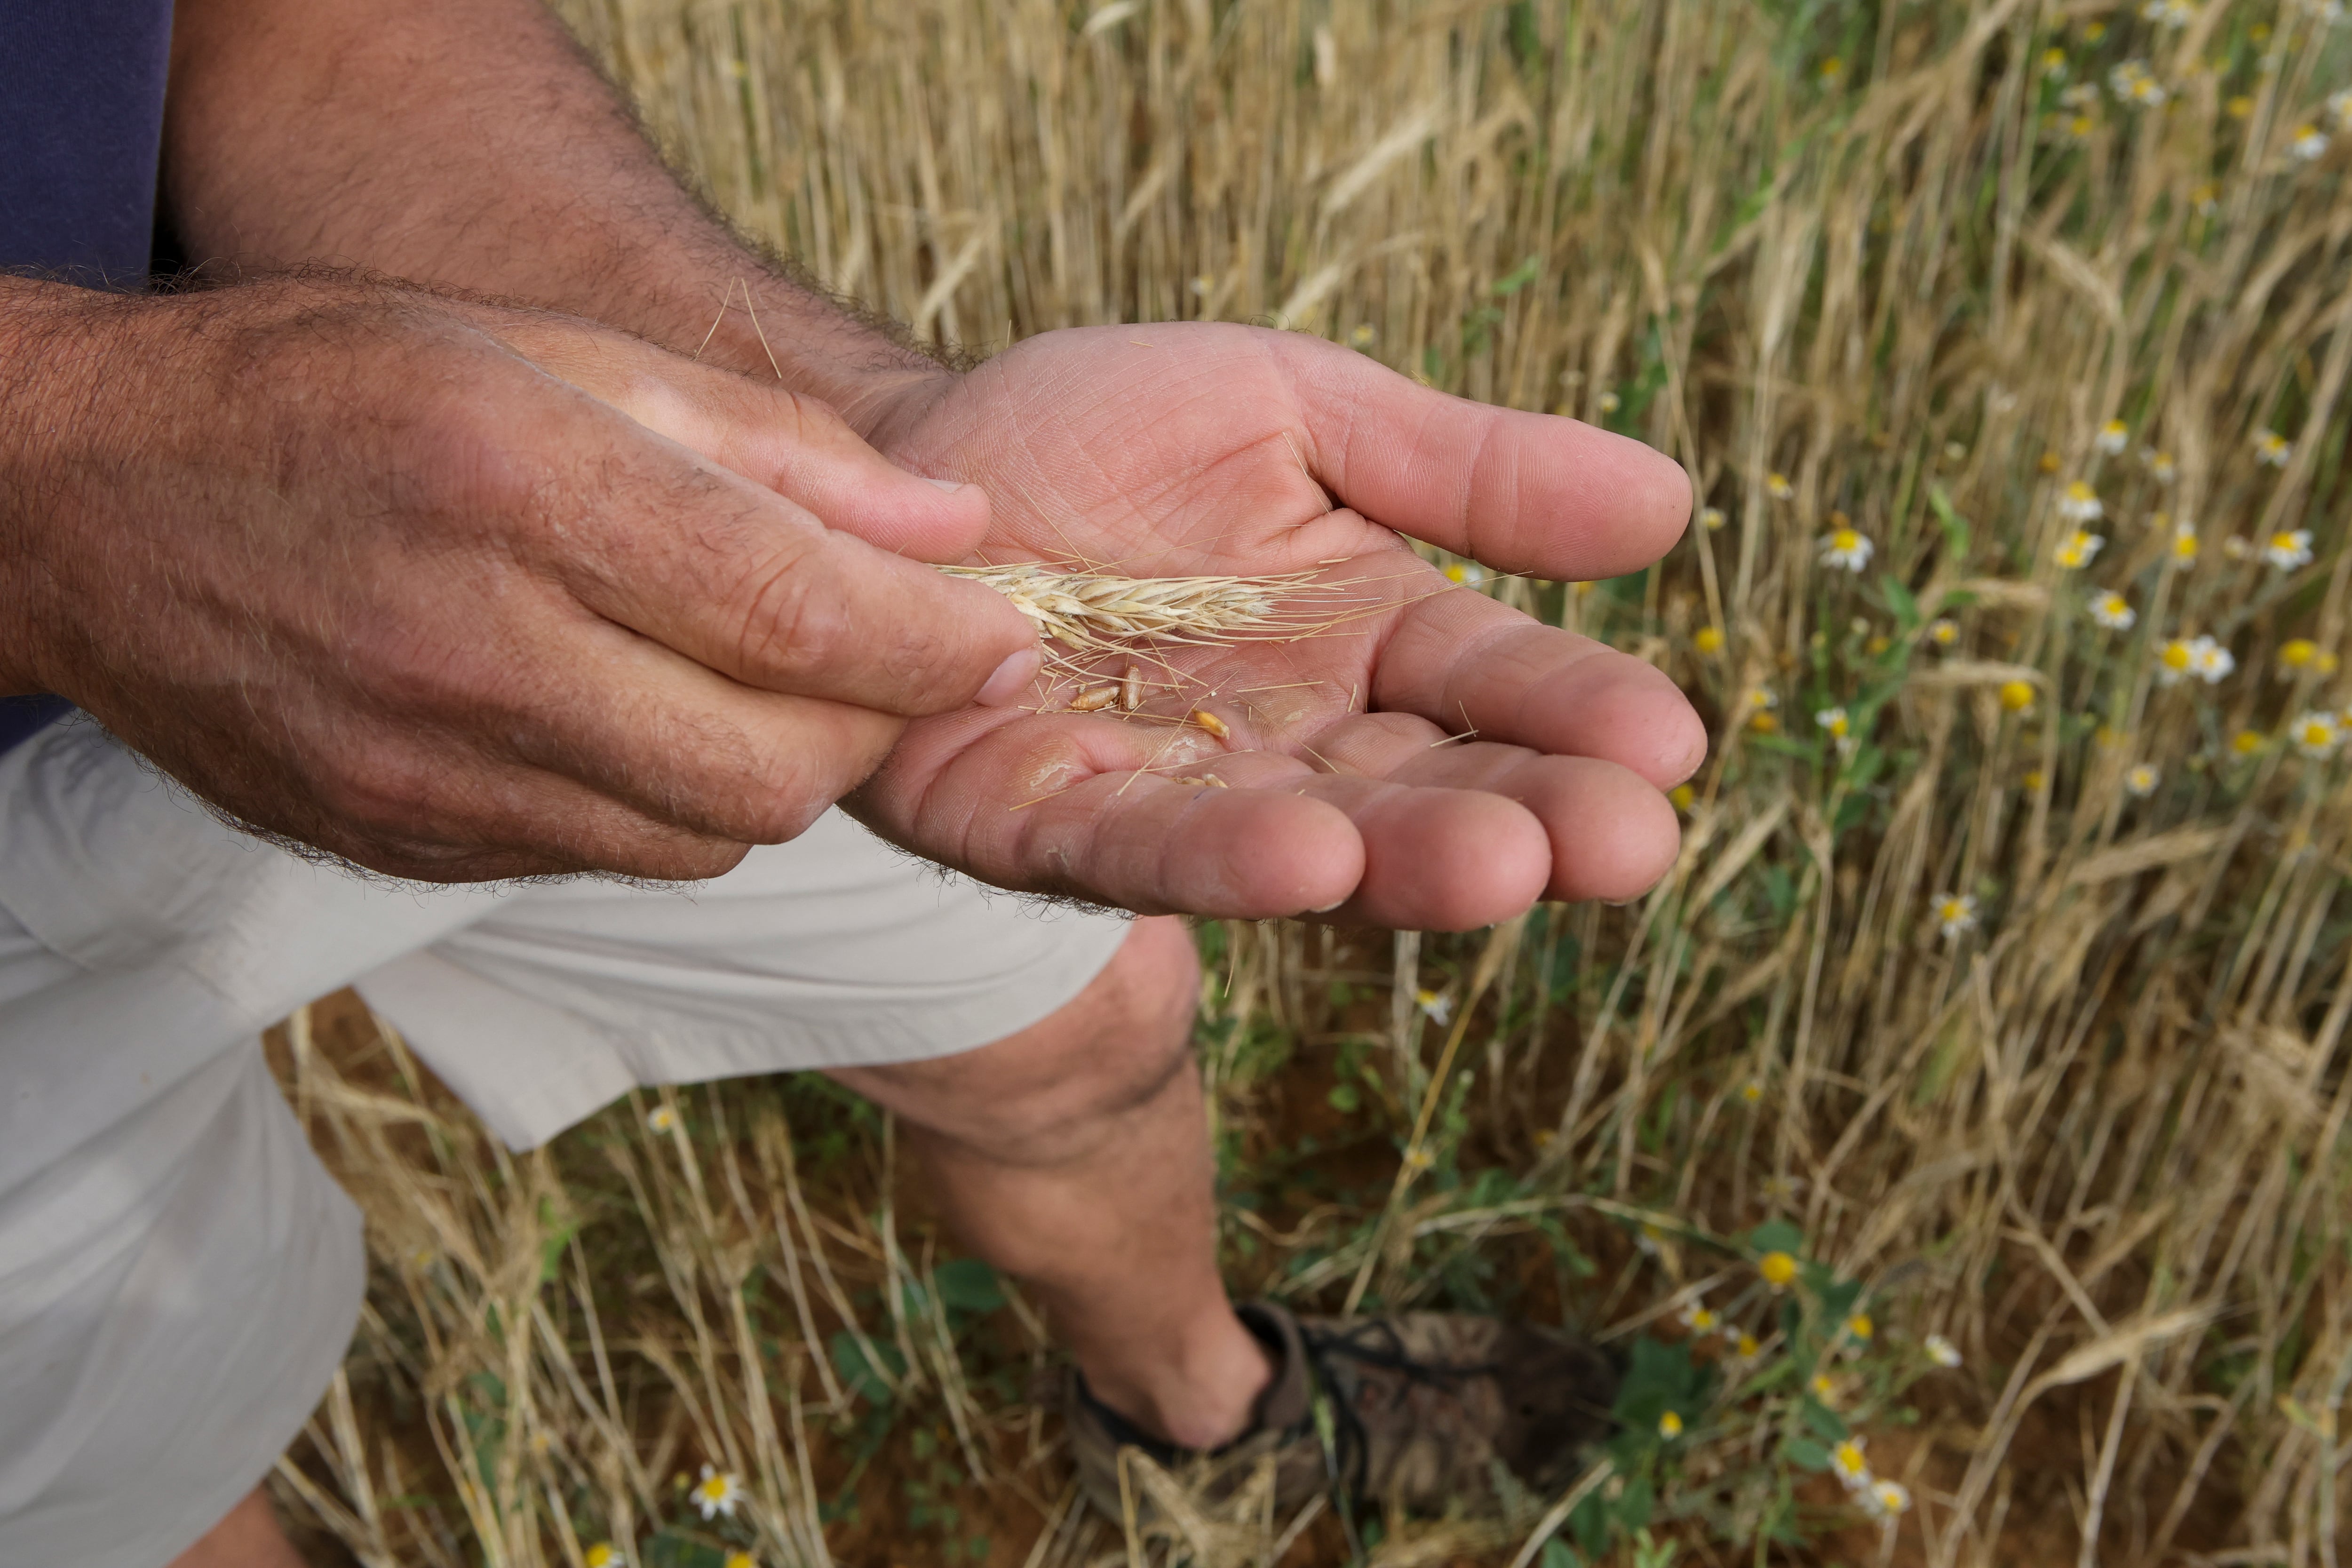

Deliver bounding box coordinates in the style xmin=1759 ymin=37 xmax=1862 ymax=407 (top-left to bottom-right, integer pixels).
xmin=925 ymin=477 xmax=969 ymax=493
xmin=975 ymin=647 xmax=1042 ymax=707
xmin=1308 ymin=897 xmax=1349 ymax=913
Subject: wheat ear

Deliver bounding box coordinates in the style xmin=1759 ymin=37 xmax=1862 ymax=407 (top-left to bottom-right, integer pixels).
xmin=939 ymin=561 xmax=1358 ymax=652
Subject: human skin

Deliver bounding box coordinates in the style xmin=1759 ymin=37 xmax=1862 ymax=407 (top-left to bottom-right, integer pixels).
xmin=151 ymin=0 xmax=1707 ymax=923
xmin=0 ymin=277 xmax=1041 ymax=881
xmin=93 ymin=2 xmax=1697 ymax=1561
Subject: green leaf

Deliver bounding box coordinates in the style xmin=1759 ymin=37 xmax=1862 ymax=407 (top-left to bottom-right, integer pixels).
xmin=934 ymin=1258 xmax=1006 ymax=1316
xmin=830 ymin=1330 xmax=905 ymax=1405
xmin=1492 ymin=255 xmax=1543 ymax=295
xmin=1538 ymin=1537 xmax=1581 ymax=1568
xmin=1783 ymin=1437 xmax=1833 ymax=1470
xmin=1748 ymin=1219 xmax=1806 ymax=1257
xmin=1929 ymin=484 xmax=1971 ymax=561
xmin=641 ymin=1533 xmax=728 ymax=1568
xmin=1801 ymin=1398 xmax=1851 ymax=1442
xmin=1879 ymin=573 xmax=1922 ymax=631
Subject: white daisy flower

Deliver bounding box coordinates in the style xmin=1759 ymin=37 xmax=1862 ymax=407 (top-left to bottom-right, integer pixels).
xmin=2264 ymin=529 xmax=2314 ymax=570
xmin=1414 ymin=987 xmax=1454 ymax=1026
xmin=1819 ymin=526 xmax=1875 ymax=571
xmin=646 ymin=1105 xmax=678 ymax=1134
xmin=1443 ymin=560 xmax=1489 ymax=588
xmin=2095 ymin=418 xmax=2130 ymax=454
xmin=2255 ymin=429 xmax=2293 ymax=466
xmin=1677 ymin=1300 xmax=1720 ymax=1334
xmin=2089 ymin=591 xmax=2136 ymax=630
xmin=1861 ymin=1478 xmax=1913 ymax=1519
xmin=691 ymin=1466 xmax=744 ymax=1521
xmin=2054 ymin=530 xmax=2105 ymax=569
xmin=1927 ymin=617 xmax=1959 ymax=646
xmin=2142 ymin=447 xmax=2177 ymax=482
xmin=1831 ymin=1436 xmax=1873 ymax=1490
xmin=1924 ymin=1332 xmax=1963 ymax=1368
xmin=2140 ymin=0 xmax=2196 ymax=25
xmin=2057 ymin=480 xmax=2103 ymax=523
xmin=2331 ymin=87 xmax=2352 ymax=127
xmin=1932 ymin=892 xmax=1979 ymax=941
xmin=2193 ymin=636 xmax=2237 ymax=684
xmin=1817 ymin=706 xmax=1859 ymax=757
xmin=1767 ymin=471 xmax=1795 ymax=500
xmin=2125 ymin=763 xmax=2161 ymax=796
xmin=2289 ymin=123 xmax=2331 ymax=160
xmin=2171 ymin=522 xmax=2201 ymax=565
xmin=2290 ymin=710 xmax=2342 ymax=756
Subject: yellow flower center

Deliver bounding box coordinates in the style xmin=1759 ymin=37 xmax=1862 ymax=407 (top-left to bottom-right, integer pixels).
xmin=1831 ymin=528 xmax=1861 ymax=552
xmin=2283 ymin=639 xmax=2317 ymax=667
xmin=1658 ymin=1410 xmax=1684 ymax=1438
xmin=1693 ymin=626 xmax=1724 ymax=654
xmin=1999 ymin=679 xmax=2035 ymax=711
xmin=1759 ymin=1250 xmax=1799 ymax=1288
xmin=2233 ymin=730 xmax=2263 ymax=755
xmin=1847 ymin=1312 xmax=1874 ymax=1340
xmin=2162 ymin=642 xmax=2193 ymax=670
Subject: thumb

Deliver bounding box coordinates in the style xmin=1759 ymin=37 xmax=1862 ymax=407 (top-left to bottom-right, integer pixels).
xmin=478 ymin=315 xmax=992 ymax=563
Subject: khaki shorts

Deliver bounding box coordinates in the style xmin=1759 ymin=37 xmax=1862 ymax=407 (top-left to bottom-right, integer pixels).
xmin=0 ymin=720 xmax=1131 ymax=1568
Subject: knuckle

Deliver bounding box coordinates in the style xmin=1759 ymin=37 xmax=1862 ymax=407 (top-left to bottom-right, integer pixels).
xmin=726 ymin=536 xmax=852 ymax=681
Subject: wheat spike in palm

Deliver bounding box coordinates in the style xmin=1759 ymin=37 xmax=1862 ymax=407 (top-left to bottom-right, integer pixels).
xmin=852 ymin=323 xmax=1706 ymax=931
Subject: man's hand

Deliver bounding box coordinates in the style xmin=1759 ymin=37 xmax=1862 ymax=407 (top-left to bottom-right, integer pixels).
xmin=850 ymin=325 xmax=1706 ymax=932
xmin=0 ymin=275 xmax=1039 ymax=883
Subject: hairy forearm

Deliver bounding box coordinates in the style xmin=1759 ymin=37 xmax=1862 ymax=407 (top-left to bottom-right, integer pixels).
xmin=0 ymin=277 xmax=147 ymax=694
xmin=161 ymin=0 xmax=941 ymax=433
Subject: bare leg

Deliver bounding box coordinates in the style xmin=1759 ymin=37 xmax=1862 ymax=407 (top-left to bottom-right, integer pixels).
xmin=827 ymin=916 xmax=1271 ymax=1450
xmin=166 ymin=1487 xmax=310 ymax=1568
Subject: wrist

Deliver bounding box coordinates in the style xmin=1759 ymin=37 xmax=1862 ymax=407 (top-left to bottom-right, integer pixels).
xmin=648 ymin=270 xmax=960 ymax=445
xmin=0 ymin=279 xmax=150 ymax=696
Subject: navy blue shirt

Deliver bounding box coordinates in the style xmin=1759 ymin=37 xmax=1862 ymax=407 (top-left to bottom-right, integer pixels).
xmin=2 ymin=0 xmax=175 ymax=753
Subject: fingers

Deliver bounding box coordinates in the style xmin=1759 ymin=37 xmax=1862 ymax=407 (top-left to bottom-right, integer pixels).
xmin=851 ymin=708 xmax=1367 ymax=918
xmin=855 ymin=699 xmax=1677 ymax=926
xmin=1302 ymin=712 xmax=1682 ymax=905
xmin=489 ymin=614 xmax=915 ymax=844
xmin=1371 ymin=579 xmax=1708 ymax=788
xmin=471 ymin=392 xmax=1040 ymax=716
xmin=481 ymin=316 xmax=995 ymax=562
xmin=1277 ymin=333 xmax=1692 ymax=580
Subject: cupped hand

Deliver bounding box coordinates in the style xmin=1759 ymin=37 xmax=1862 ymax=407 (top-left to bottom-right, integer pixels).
xmin=850 ymin=324 xmax=1706 ymax=931
xmin=0 ymin=275 xmax=1039 ymax=882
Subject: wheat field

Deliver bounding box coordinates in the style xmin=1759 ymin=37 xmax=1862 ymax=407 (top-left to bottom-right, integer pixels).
xmin=266 ymin=2 xmax=2352 ymax=1565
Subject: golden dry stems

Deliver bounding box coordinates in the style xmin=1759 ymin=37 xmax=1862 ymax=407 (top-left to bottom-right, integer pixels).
xmin=269 ymin=1 xmax=2352 ymax=1565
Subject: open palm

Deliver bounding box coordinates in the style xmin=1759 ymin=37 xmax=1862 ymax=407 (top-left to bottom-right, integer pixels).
xmin=850 ymin=324 xmax=1705 ymax=930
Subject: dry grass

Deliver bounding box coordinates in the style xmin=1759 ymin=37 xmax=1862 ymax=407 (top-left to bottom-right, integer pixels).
xmin=270 ymin=2 xmax=2352 ymax=1566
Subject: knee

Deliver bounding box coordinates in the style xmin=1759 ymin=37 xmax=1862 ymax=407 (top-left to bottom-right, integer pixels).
xmin=927 ymin=915 xmax=1201 ymax=1163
